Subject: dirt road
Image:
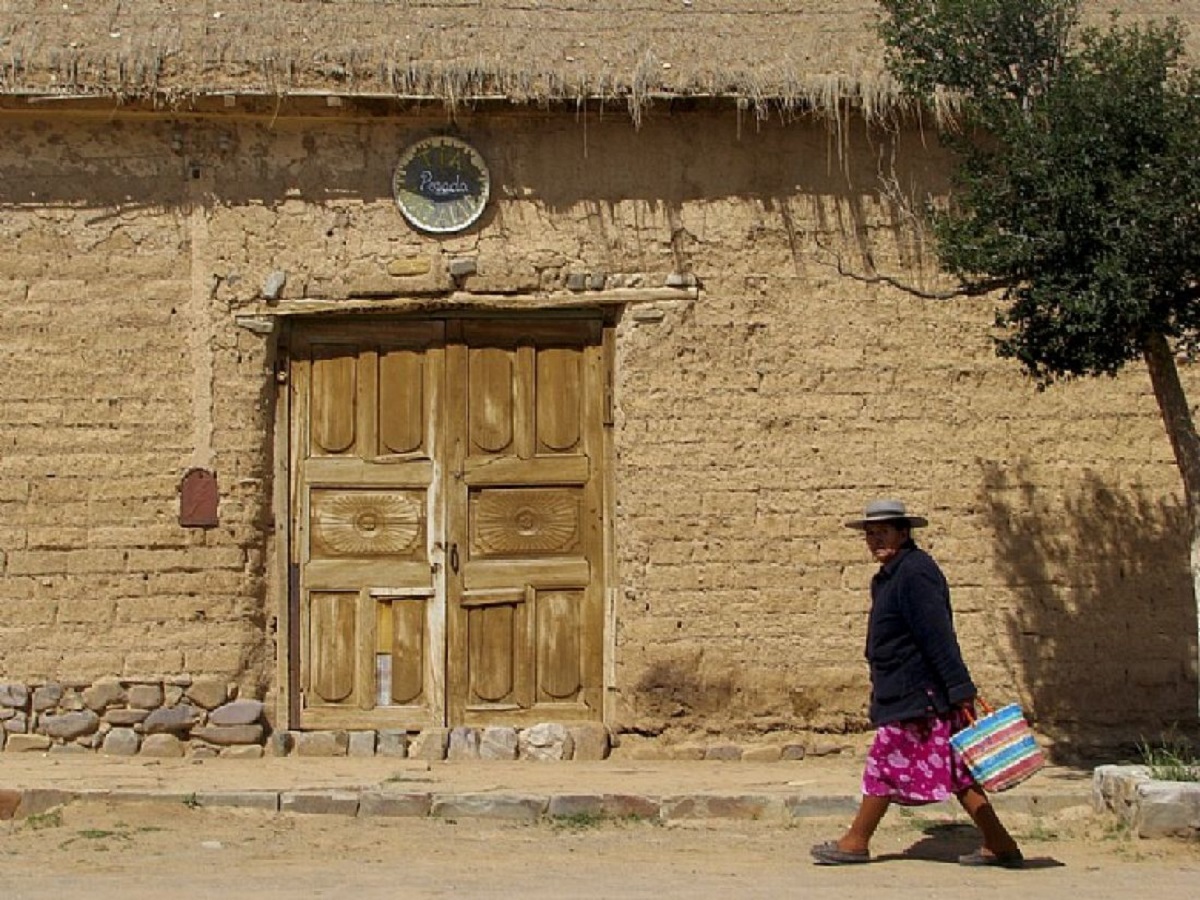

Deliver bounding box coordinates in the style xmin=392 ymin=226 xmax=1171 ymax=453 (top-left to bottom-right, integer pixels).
xmin=2 ymin=798 xmax=1196 ymax=899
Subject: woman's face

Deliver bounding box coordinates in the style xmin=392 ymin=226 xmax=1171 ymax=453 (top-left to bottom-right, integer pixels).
xmin=863 ymin=522 xmax=908 ymax=565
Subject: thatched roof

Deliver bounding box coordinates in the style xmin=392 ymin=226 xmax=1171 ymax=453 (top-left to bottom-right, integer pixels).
xmin=2 ymin=1 xmax=1198 ymax=119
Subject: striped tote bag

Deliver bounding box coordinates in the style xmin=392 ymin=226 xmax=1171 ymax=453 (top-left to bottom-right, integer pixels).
xmin=950 ymin=700 xmax=1046 ymax=792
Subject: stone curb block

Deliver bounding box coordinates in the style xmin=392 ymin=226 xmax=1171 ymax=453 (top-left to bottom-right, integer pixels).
xmin=546 ymin=793 xmax=661 ymax=821
xmin=194 ymin=791 xmax=281 ymax=811
xmin=358 ymin=791 xmax=433 ymax=818
xmin=65 ymin=788 xmax=194 ymax=807
xmin=19 ymin=789 xmax=77 ymax=818
xmin=431 ymin=792 xmax=546 ymax=821
xmin=1093 ymin=764 xmax=1200 ymax=838
xmin=0 ymin=789 xmax=22 ymax=820
xmin=1134 ymin=781 xmax=1200 ymax=838
xmin=661 ymin=793 xmax=780 ymax=821
xmin=280 ymin=790 xmax=361 ymax=816
xmin=784 ymin=794 xmax=862 ymax=818
xmin=105 ymin=791 xmax=193 ymax=806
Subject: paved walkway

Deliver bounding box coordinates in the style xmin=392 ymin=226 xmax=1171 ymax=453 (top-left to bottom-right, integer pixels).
xmin=0 ymin=753 xmax=1094 ymax=822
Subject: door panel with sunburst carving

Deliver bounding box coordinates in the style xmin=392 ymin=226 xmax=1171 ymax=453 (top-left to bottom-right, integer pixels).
xmin=446 ymin=319 xmax=605 ymax=726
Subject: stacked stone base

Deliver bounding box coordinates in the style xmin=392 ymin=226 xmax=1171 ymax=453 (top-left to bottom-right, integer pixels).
xmin=1 ymin=679 xmax=858 ymax=763
xmin=0 ymin=678 xmax=266 ymax=759
xmin=0 ymin=679 xmax=620 ymax=762
xmin=273 ymin=722 xmax=610 ymax=761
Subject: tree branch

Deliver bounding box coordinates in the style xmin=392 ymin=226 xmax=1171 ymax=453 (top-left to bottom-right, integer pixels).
xmin=813 ymin=235 xmax=1010 ymax=300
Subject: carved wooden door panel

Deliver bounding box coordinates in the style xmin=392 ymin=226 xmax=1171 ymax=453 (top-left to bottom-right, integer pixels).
xmin=290 ymin=316 xmax=605 ymax=729
xmin=291 ymin=321 xmax=446 ymax=730
xmin=445 ymin=319 xmax=605 ymax=726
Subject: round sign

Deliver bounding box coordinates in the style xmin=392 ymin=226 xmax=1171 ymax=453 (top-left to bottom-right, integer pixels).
xmin=392 ymin=136 xmax=490 ymax=234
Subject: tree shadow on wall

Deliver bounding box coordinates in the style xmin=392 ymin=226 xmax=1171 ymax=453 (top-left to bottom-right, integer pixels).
xmin=977 ymin=460 xmax=1198 ymax=758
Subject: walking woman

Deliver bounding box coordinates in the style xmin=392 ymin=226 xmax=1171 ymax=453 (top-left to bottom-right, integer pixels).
xmin=810 ymin=499 xmax=1024 ymax=868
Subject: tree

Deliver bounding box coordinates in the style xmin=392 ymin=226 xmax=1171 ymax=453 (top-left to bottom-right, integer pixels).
xmin=877 ymin=0 xmax=1200 ymax=713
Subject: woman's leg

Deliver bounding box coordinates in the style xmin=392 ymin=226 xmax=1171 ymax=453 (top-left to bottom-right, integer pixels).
xmin=955 ymin=785 xmax=1020 ymax=855
xmin=836 ymin=794 xmax=892 ymax=853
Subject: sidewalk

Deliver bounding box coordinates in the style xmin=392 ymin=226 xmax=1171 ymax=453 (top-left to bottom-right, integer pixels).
xmin=0 ymin=752 xmax=1094 ymax=823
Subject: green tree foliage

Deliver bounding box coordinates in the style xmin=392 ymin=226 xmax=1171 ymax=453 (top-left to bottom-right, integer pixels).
xmin=879 ymin=0 xmax=1077 ymax=107
xmin=878 ymin=1 xmax=1200 ymax=387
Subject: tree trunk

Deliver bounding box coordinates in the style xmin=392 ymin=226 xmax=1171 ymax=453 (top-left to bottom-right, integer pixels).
xmin=1141 ymin=332 xmax=1200 ymax=718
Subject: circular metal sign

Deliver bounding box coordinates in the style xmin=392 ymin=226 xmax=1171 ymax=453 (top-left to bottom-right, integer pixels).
xmin=392 ymin=136 xmax=490 ymax=234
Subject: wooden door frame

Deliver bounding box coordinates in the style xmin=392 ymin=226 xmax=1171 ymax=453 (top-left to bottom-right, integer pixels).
xmin=272 ymin=308 xmax=618 ymax=732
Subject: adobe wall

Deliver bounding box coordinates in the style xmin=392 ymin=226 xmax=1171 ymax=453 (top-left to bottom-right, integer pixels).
xmin=0 ymin=104 xmax=1194 ymax=754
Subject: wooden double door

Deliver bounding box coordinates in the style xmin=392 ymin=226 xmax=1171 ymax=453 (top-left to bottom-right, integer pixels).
xmin=287 ymin=316 xmax=607 ymax=730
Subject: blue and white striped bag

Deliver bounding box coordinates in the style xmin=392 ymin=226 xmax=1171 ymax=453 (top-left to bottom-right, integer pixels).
xmin=950 ymin=701 xmax=1045 ymax=792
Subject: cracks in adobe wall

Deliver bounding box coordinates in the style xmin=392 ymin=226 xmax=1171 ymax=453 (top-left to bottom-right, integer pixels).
xmin=186 ymin=185 xmax=216 ymax=473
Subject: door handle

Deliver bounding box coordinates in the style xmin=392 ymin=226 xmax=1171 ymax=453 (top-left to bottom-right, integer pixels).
xmin=449 ymin=543 xmax=460 ymax=574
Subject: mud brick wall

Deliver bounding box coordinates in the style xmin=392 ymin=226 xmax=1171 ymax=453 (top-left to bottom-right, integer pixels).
xmin=611 ymin=277 xmax=1198 ymax=745
xmin=0 ymin=115 xmax=274 ymax=696
xmin=0 ymin=105 xmax=1195 ymax=748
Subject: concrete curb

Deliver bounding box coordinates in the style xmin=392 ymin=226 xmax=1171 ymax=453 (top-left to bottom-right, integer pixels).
xmin=6 ymin=784 xmax=1092 ymax=825
xmin=1092 ymin=765 xmax=1200 ymax=838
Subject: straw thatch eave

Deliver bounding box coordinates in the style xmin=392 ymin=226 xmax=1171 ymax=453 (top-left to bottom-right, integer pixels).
xmin=2 ymin=1 xmax=1197 ymax=125
xmin=0 ymin=0 xmax=925 ymax=125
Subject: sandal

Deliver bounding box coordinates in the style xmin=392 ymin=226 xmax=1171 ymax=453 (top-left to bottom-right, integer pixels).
xmin=810 ymin=840 xmax=871 ymax=866
xmin=957 ymin=848 xmax=1024 ymax=869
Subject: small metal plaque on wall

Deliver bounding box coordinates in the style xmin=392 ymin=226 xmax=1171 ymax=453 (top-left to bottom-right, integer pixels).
xmin=393 ymin=135 xmax=490 ymax=233
xmin=179 ymin=468 xmax=219 ymax=528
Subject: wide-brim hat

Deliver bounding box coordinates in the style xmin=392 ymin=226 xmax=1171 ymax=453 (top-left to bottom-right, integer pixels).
xmin=844 ymin=499 xmax=928 ymax=530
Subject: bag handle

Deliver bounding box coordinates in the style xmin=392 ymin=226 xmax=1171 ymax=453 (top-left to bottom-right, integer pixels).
xmin=959 ymin=696 xmax=994 ymax=725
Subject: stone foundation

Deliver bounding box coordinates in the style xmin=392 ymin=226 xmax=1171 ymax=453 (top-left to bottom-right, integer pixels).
xmin=0 ymin=678 xmax=627 ymax=761
xmin=269 ymin=722 xmax=615 ymax=762
xmin=0 ymin=677 xmax=265 ymax=759
xmin=0 ymin=679 xmax=858 ymax=762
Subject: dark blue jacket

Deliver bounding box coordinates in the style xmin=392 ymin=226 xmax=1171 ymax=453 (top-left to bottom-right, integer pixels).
xmin=865 ymin=541 xmax=976 ymax=725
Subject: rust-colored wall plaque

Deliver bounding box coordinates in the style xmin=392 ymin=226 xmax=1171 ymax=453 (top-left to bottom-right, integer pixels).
xmin=179 ymin=468 xmax=219 ymax=528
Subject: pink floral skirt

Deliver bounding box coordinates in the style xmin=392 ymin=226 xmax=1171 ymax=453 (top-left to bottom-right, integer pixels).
xmin=862 ymin=710 xmax=977 ymax=806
